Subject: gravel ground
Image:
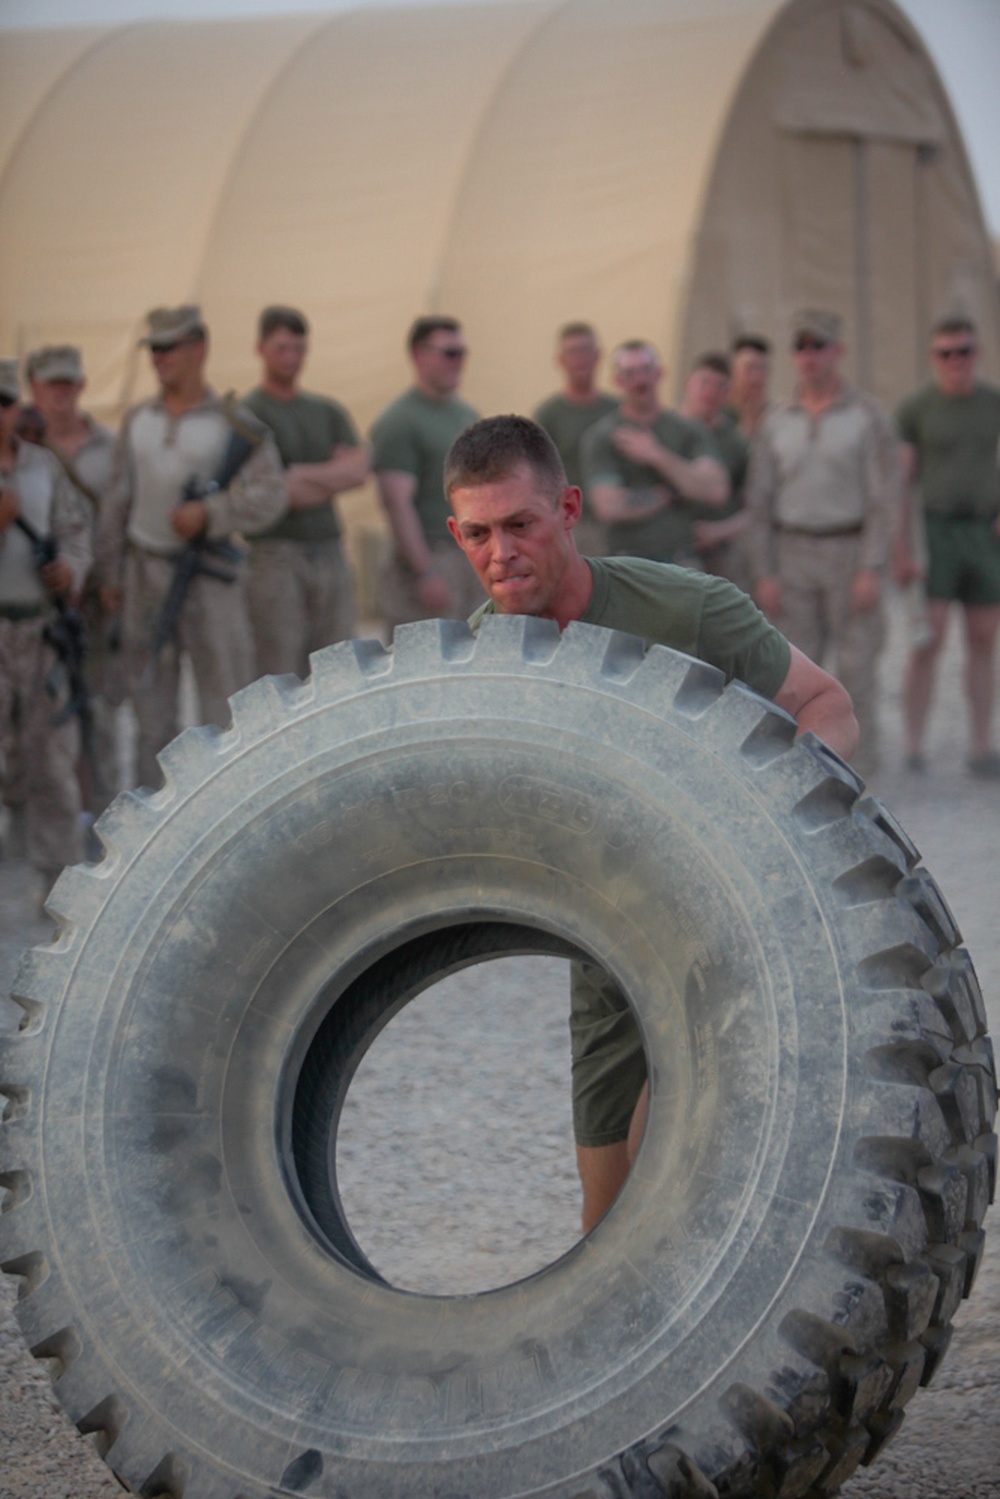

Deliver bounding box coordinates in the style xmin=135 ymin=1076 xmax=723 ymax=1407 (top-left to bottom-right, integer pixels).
xmin=1 ymin=590 xmax=998 ymax=1498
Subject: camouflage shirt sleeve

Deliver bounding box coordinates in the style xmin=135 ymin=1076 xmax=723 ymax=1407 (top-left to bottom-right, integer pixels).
xmin=203 ymin=427 xmax=287 ymax=540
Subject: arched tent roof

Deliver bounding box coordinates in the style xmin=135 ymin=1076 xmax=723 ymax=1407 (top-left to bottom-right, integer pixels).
xmin=1 ymin=0 xmax=996 ymax=429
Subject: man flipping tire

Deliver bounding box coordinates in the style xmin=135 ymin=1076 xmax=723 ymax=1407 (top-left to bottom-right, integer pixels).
xmin=445 ymin=414 xmax=859 ymax=1231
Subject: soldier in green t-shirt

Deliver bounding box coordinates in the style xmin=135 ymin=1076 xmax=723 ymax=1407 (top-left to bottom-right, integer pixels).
xmin=370 ymin=316 xmax=482 ymax=633
xmin=444 ymin=413 xmax=858 ymax=1233
xmin=893 ymin=315 xmax=1000 ymax=778
xmin=581 ymin=340 xmax=730 ymax=568
xmin=244 ymin=306 xmax=369 ymax=678
xmin=678 ymin=350 xmax=750 ymax=590
xmin=533 ymin=322 xmax=617 ymax=558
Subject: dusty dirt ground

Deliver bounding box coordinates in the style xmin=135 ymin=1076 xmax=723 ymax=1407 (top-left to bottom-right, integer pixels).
xmin=0 ymin=590 xmax=997 ymax=1498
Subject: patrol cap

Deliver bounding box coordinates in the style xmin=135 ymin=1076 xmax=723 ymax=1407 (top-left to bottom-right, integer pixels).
xmin=141 ymin=304 xmax=206 ymax=349
xmin=791 ymin=309 xmax=842 ymax=345
xmin=0 ymin=359 xmax=20 ymax=403
xmin=26 ymin=344 xmax=84 ymax=384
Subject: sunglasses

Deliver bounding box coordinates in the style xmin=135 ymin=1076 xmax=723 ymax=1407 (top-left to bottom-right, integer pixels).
xmin=793 ymin=337 xmax=828 ymax=352
xmin=0 ymin=393 xmax=18 ymax=409
xmin=150 ymin=334 xmax=202 ymax=356
xmin=931 ymin=345 xmax=975 ymax=360
xmin=433 ymin=346 xmax=467 ymax=360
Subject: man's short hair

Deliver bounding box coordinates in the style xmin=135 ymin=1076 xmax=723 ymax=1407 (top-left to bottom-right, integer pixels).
xmin=558 ymin=321 xmax=597 ymax=343
xmin=612 ymin=339 xmax=659 ymax=373
xmin=258 ymin=305 xmax=309 ymax=340
xmin=444 ymin=415 xmax=567 ymax=501
xmin=731 ymin=333 xmax=771 ymax=356
xmin=931 ymin=315 xmax=977 ymax=341
xmin=408 ymin=316 xmax=462 ymax=353
xmin=691 ymin=351 xmax=731 ymax=378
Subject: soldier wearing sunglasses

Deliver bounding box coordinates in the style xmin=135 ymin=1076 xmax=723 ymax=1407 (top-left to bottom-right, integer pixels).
xmin=894 ymin=316 xmax=1000 ymax=777
xmin=370 ymin=316 xmax=483 ymax=632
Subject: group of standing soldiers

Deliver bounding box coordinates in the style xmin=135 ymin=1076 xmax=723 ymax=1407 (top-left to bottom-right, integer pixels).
xmin=2 ymin=299 xmax=999 ymax=901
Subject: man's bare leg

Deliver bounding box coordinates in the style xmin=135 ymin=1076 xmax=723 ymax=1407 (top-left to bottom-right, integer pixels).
xmin=903 ymin=599 xmax=949 ymax=757
xmin=576 ymin=1142 xmax=629 ymax=1234
xmin=577 ymin=1084 xmax=650 ymax=1233
xmin=963 ymin=603 xmax=1000 ymax=758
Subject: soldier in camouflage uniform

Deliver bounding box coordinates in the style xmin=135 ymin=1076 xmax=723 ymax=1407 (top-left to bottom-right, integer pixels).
xmin=96 ymin=307 xmax=286 ymax=789
xmin=0 ymin=358 xmax=92 ymax=896
xmin=27 ymin=344 xmax=120 ymax=820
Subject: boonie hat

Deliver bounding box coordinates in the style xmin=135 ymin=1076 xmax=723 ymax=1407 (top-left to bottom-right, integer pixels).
xmin=26 ymin=344 xmax=84 ymax=384
xmin=791 ymin=309 xmax=842 ymax=344
xmin=141 ymin=305 xmax=206 ymax=349
xmin=0 ymin=359 xmax=20 ymax=403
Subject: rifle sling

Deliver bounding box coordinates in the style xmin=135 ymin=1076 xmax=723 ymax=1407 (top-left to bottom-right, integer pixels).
xmin=45 ymin=444 xmax=104 ymax=512
xmin=221 ymin=392 xmax=266 ymax=452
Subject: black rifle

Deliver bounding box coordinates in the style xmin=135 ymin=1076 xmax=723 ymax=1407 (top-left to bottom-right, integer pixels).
xmin=14 ymin=514 xmax=95 ymax=769
xmin=141 ymin=415 xmax=262 ymax=688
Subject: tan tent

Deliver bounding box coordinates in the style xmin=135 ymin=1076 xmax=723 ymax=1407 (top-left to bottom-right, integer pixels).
xmin=2 ymin=0 xmax=997 ymax=434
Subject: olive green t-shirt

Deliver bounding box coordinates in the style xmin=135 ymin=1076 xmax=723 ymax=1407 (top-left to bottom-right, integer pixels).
xmin=581 ymin=409 xmax=717 ymax=562
xmin=690 ymin=413 xmax=748 ymax=526
xmin=895 ymin=382 xmax=1000 ymax=519
xmin=471 ymin=556 xmax=791 ymax=700
xmin=533 ymin=391 xmax=619 ymax=492
xmin=370 ymin=387 xmax=479 ymax=544
xmin=243 ymin=388 xmax=360 ymax=543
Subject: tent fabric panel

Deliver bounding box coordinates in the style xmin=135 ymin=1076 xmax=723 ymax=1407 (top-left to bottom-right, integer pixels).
xmin=865 ymin=139 xmax=922 ymax=396
xmin=917 ymin=147 xmax=1000 ymax=372
xmin=0 ymin=25 xmax=110 ymax=179
xmin=196 ymin=0 xmax=559 ymax=426
xmin=434 ymin=0 xmax=779 ymax=418
xmin=777 ymin=132 xmax=857 ymax=350
xmin=0 ymin=14 xmax=328 ymax=413
xmin=677 ymin=0 xmax=999 ymax=403
xmin=773 ymin=1 xmax=946 ymax=143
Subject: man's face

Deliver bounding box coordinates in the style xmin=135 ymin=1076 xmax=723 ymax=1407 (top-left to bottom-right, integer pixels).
xmin=558 ymin=334 xmax=599 ymax=387
xmin=29 ymin=378 xmax=82 ymax=425
xmin=685 ymin=366 xmax=729 ymax=424
xmin=930 ymin=330 xmax=978 ymax=397
xmin=150 ymin=335 xmax=205 ymax=394
xmin=791 ymin=334 xmax=841 ymax=388
xmin=258 ymin=328 xmax=307 ymax=387
xmin=447 ymin=462 xmax=580 ymax=618
xmin=613 ymin=349 xmax=661 ymax=404
xmin=731 ymin=348 xmax=769 ymax=400
xmin=413 ymin=330 xmax=468 ymax=397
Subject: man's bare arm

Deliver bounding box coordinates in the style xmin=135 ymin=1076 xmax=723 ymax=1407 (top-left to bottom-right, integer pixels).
xmin=286 ymin=443 xmax=370 ymax=510
xmin=589 ymin=481 xmax=669 ymax=525
xmin=376 ymin=467 xmax=452 ymax=611
xmin=772 ymin=645 xmax=859 ymax=761
xmin=612 ymin=427 xmax=730 ymax=505
xmin=891 ymin=442 xmax=923 ymax=585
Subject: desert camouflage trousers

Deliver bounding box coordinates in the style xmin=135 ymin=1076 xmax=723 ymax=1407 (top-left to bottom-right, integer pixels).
xmin=0 ymin=613 xmax=82 ymax=877
xmin=773 ymin=530 xmax=885 ymax=775
xmin=247 ymin=535 xmax=356 ymax=679
xmin=377 ymin=538 xmax=486 ymax=635
xmin=122 ymin=546 xmax=255 ymax=791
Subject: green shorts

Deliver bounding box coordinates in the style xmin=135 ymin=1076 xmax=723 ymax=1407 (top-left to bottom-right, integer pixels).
xmin=569 ymin=960 xmax=647 ymax=1147
xmin=925 ymin=514 xmax=1000 ymax=606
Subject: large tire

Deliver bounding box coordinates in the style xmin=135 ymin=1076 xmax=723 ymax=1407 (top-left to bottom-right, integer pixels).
xmin=1 ymin=616 xmax=995 ymax=1499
